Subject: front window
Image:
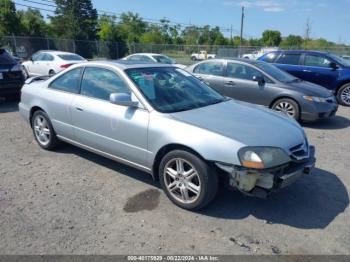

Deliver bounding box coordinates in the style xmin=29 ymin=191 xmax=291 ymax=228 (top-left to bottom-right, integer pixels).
xmin=304 ymin=55 xmax=331 ymax=68
xmin=152 ymin=55 xmax=174 ymax=64
xmin=255 ymin=61 xmax=299 ymax=83
xmin=126 ymin=67 xmax=226 ymax=113
xmin=227 ymin=62 xmax=271 ymax=83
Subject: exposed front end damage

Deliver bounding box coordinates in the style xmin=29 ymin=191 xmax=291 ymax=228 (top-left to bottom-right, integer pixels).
xmin=216 ymin=146 xmax=316 ymax=198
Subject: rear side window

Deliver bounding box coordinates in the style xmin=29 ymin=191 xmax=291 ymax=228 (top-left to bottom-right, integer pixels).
xmin=194 ymin=62 xmax=224 ymax=76
xmin=304 ymin=55 xmax=332 ymax=68
xmin=80 ymin=67 xmax=130 ymax=101
xmin=261 ymin=52 xmax=278 ymax=63
xmin=275 ymin=53 xmax=301 ymax=65
xmin=0 ymin=49 xmax=15 ymax=64
xmin=49 ymin=68 xmax=83 ymax=93
xmin=58 ymin=54 xmax=84 ymax=61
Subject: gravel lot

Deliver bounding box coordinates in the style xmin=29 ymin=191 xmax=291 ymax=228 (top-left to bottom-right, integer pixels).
xmin=0 ymin=100 xmax=349 ymax=255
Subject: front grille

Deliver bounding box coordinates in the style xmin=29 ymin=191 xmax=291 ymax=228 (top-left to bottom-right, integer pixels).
xmin=289 ymin=141 xmax=309 ymax=161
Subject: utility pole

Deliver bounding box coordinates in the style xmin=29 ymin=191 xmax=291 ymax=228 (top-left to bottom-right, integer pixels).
xmin=240 ymin=6 xmax=245 ymax=56
xmin=230 ymin=25 xmax=233 ymax=45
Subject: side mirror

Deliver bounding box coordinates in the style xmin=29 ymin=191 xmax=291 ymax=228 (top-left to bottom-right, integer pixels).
xmin=252 ymin=75 xmax=265 ymax=85
xmin=110 ymin=93 xmax=139 ymax=107
xmin=329 ymin=62 xmax=338 ymax=70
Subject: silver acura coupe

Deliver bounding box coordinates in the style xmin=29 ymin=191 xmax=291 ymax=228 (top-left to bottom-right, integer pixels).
xmin=19 ymin=61 xmax=316 ymax=210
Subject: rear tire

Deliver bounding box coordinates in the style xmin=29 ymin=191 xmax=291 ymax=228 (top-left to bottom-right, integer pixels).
xmin=31 ymin=110 xmax=60 ymax=150
xmin=337 ymin=83 xmax=350 ymax=106
xmin=159 ymin=150 xmax=218 ymax=210
xmin=272 ymin=98 xmax=300 ymax=121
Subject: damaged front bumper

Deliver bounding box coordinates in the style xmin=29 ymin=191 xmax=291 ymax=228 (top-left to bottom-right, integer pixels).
xmin=216 ymin=146 xmax=316 ymax=198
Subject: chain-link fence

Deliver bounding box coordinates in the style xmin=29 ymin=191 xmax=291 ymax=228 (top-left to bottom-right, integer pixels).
xmin=1 ymin=36 xmax=350 ymax=66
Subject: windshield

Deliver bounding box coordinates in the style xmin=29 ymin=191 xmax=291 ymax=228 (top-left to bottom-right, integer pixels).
xmin=58 ymin=54 xmax=85 ymax=61
xmin=255 ymin=62 xmax=299 ymax=83
xmin=152 ymin=55 xmax=174 ymax=64
xmin=0 ymin=49 xmax=15 ymax=65
xmin=126 ymin=67 xmax=226 ymax=113
xmin=328 ymin=53 xmax=350 ymax=67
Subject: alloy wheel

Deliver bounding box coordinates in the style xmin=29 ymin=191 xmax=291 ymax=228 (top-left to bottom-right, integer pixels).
xmin=163 ymin=158 xmax=201 ymax=204
xmin=340 ymin=86 xmax=350 ymax=106
xmin=274 ymin=102 xmax=296 ymax=117
xmin=33 ymin=115 xmax=51 ymax=146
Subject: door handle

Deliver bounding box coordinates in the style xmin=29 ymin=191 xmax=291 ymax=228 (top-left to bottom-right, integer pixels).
xmin=302 ymin=69 xmax=312 ymax=73
xmin=197 ymin=76 xmax=203 ymax=80
xmin=225 ymin=81 xmax=236 ymax=86
xmin=75 ymin=107 xmax=84 ymax=111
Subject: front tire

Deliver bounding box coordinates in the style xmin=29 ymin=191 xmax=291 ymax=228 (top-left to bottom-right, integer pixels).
xmin=337 ymin=83 xmax=350 ymax=106
xmin=31 ymin=110 xmax=59 ymax=150
xmin=272 ymin=98 xmax=300 ymax=121
xmin=159 ymin=150 xmax=218 ymax=210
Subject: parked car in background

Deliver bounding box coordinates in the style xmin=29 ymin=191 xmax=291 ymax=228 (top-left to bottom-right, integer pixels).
xmin=19 ymin=61 xmax=316 ymax=210
xmin=22 ymin=51 xmax=87 ymax=78
xmin=122 ymin=53 xmax=186 ymax=68
xmin=341 ymin=55 xmax=350 ymax=61
xmin=191 ymin=50 xmax=216 ymax=61
xmin=242 ymin=47 xmax=279 ymax=60
xmin=258 ymin=50 xmax=350 ymax=106
xmin=0 ymin=48 xmax=25 ymax=100
xmin=186 ymin=59 xmax=338 ymax=122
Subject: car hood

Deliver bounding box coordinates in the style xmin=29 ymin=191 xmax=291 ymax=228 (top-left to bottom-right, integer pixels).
xmin=286 ymin=80 xmax=332 ymax=97
xmin=170 ymin=100 xmax=305 ymax=150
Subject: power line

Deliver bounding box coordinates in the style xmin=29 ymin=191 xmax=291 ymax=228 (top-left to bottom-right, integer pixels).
xmin=15 ymin=0 xmax=252 ymax=37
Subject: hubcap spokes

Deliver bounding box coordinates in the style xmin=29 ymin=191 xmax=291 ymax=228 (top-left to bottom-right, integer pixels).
xmin=164 ymin=158 xmax=201 ymax=204
xmin=34 ymin=116 xmax=50 ymax=146
xmin=275 ymin=102 xmax=295 ymax=117
xmin=341 ymin=86 xmax=350 ymax=105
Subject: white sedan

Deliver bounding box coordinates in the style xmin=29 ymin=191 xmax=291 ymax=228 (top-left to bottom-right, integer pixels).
xmin=22 ymin=51 xmax=87 ymax=77
xmin=122 ymin=53 xmax=186 ymax=69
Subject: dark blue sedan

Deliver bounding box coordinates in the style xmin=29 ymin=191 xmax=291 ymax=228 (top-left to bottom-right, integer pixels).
xmin=258 ymin=50 xmax=350 ymax=106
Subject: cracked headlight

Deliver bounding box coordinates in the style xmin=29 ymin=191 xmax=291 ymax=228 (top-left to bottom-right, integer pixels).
xmin=238 ymin=147 xmax=291 ymax=169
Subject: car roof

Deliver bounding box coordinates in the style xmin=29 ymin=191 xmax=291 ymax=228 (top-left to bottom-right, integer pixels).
xmin=128 ymin=53 xmax=167 ymax=56
xmin=265 ymin=50 xmax=330 ymax=55
xmin=199 ymin=58 xmax=267 ymax=66
xmin=73 ymin=60 xmax=175 ymax=70
xmin=36 ymin=50 xmax=81 ymax=56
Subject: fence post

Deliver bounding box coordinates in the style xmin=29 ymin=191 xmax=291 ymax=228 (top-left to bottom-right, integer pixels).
xmin=11 ymin=33 xmax=17 ymax=56
xmin=46 ymin=37 xmax=50 ymax=50
xmin=116 ymin=42 xmax=119 ymax=59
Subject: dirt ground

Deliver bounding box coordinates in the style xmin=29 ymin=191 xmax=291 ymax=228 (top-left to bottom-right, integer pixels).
xmin=0 ymin=100 xmax=349 ymax=255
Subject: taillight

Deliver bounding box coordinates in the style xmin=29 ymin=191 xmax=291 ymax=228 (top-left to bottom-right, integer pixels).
xmin=60 ymin=64 xmax=73 ymax=69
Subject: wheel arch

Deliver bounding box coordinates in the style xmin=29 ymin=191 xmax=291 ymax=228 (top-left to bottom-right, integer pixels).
xmin=152 ymin=143 xmax=207 ymax=181
xmin=336 ymin=80 xmax=350 ymax=94
xmin=29 ymin=106 xmax=46 ymax=127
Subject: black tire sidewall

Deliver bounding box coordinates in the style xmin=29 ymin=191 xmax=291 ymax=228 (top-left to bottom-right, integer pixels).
xmin=272 ymin=98 xmax=300 ymax=121
xmin=31 ymin=110 xmax=58 ymax=150
xmin=159 ymin=150 xmax=218 ymax=210
xmin=337 ymin=84 xmax=350 ymax=106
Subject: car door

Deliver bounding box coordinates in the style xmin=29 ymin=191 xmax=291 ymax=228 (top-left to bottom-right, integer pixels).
xmin=46 ymin=67 xmax=84 ymax=139
xmin=299 ymin=53 xmax=339 ymax=90
xmin=222 ymin=62 xmax=273 ymax=106
xmin=273 ymin=52 xmax=304 ymax=78
xmin=40 ymin=53 xmax=55 ymax=75
xmin=71 ymin=66 xmax=149 ymax=167
xmin=27 ymin=53 xmax=46 ymax=76
xmin=192 ymin=61 xmax=225 ymax=93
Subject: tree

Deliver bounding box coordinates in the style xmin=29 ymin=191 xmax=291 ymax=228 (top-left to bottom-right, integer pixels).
xmin=18 ymin=8 xmax=48 ymax=37
xmin=118 ymin=12 xmax=147 ymax=43
xmin=50 ymin=0 xmax=98 ymax=40
xmin=182 ymin=26 xmax=200 ymax=45
xmin=262 ymin=30 xmax=282 ymax=46
xmin=0 ymin=0 xmax=22 ymax=36
xmin=97 ymin=14 xmax=127 ymax=58
xmin=280 ymin=35 xmax=303 ymax=48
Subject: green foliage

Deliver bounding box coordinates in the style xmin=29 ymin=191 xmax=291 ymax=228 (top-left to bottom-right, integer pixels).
xmin=18 ymin=8 xmax=48 ymax=37
xmin=280 ymin=35 xmax=303 ymax=48
xmin=0 ymin=0 xmax=22 ymax=36
xmin=118 ymin=12 xmax=147 ymax=43
xmin=50 ymin=0 xmax=98 ymax=40
xmin=262 ymin=30 xmax=282 ymax=46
